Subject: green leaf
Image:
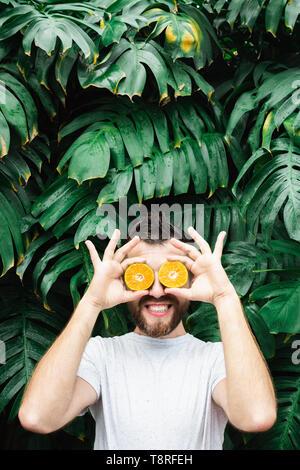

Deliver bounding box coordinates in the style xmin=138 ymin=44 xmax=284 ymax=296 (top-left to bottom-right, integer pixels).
xmin=40 ymin=250 xmax=82 ymax=308
xmin=53 ymin=195 xmax=97 ymax=239
xmin=0 ymin=71 xmax=38 ymax=142
xmin=68 ymin=131 xmax=111 ymax=183
xmin=144 ymin=104 xmax=169 ymax=154
xmin=0 ymin=110 xmax=10 ymax=157
xmin=155 ymin=152 xmax=173 ymax=198
xmin=0 ymin=82 xmax=28 ymax=145
xmin=79 ymin=62 xmax=125 ymax=95
xmin=33 ymin=238 xmax=74 ymax=294
xmin=70 ymin=267 xmax=86 ymax=309
xmin=222 ymin=240 xmax=274 ymax=296
xmin=285 ymin=0 xmax=300 ymax=31
xmin=116 ymin=115 xmax=144 ymax=167
xmin=22 ymin=13 xmax=98 ymax=61
xmin=101 ymin=17 xmax=127 ymax=47
xmin=74 ymin=209 xmax=105 ymax=249
xmin=31 ymin=175 xmax=76 ymax=217
xmin=172 ymin=148 xmax=190 ymax=195
xmin=245 ymin=337 xmax=300 ymax=449
xmin=38 ymin=183 xmax=90 ymax=230
xmin=183 ymin=140 xmax=207 ymax=194
xmin=226 ymin=91 xmax=256 ymax=138
xmin=55 ymin=47 xmax=78 ymax=93
xmin=97 ymin=166 xmax=133 ymax=205
xmin=0 ymin=204 xmax=14 ymax=276
xmin=139 ymin=158 xmax=157 ymax=200
xmin=0 ymin=284 xmax=65 ymax=416
xmin=186 ymin=303 xmax=220 ymax=342
xmin=131 ymin=110 xmax=154 ymax=159
xmin=265 ymin=0 xmax=286 ymax=36
xmin=16 ymin=233 xmax=53 ymax=281
xmin=274 ymin=95 xmax=299 ymax=129
xmin=0 ymin=190 xmax=24 ymax=262
xmin=244 ymin=303 xmax=275 ymax=359
xmin=236 ymin=140 xmax=300 ymax=242
xmin=250 ymin=279 xmax=300 ymax=333
xmin=107 ymin=39 xmax=169 ymax=101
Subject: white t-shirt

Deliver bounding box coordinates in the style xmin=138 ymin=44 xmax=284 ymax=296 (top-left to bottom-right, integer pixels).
xmin=77 ymin=331 xmax=227 ymax=450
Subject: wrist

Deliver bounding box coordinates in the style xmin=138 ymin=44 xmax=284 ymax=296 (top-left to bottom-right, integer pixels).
xmin=212 ymin=285 xmax=239 ymax=308
xmin=81 ymin=292 xmax=103 ymax=313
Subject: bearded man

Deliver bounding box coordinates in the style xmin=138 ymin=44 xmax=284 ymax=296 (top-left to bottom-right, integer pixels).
xmin=18 ymin=216 xmax=277 ymax=450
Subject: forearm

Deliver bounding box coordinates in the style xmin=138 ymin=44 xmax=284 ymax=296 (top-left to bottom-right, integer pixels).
xmin=19 ymin=294 xmax=101 ymax=425
xmin=214 ymin=291 xmax=277 ymax=427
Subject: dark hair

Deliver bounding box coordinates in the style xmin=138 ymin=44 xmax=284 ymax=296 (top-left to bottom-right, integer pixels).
xmin=122 ymin=212 xmax=192 ymax=246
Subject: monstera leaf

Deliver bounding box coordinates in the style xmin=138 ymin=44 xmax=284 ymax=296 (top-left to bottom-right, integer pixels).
xmin=250 ymin=278 xmax=300 ymax=334
xmin=248 ymin=238 xmax=300 ymax=334
xmin=78 ymin=37 xmax=214 ymax=102
xmin=144 ymin=3 xmax=219 ymax=68
xmin=0 ymin=282 xmax=66 ymax=420
xmin=244 ymin=335 xmax=300 ymax=449
xmin=226 ymin=66 xmax=300 ymax=152
xmin=0 ymin=135 xmax=49 ymax=277
xmin=57 ymin=96 xmax=238 ymax=204
xmin=0 ymin=68 xmax=38 ymax=156
xmin=208 ymin=0 xmax=300 ymax=35
xmin=0 ymin=2 xmax=102 ymax=60
xmin=220 ymin=237 xmax=289 ymax=297
xmin=232 ymin=138 xmax=300 ymax=243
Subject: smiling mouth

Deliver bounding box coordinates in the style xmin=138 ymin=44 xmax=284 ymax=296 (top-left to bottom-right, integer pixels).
xmin=144 ymin=303 xmax=173 ymax=317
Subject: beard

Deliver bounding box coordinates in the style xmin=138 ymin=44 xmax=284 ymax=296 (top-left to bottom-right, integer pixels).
xmin=128 ymin=295 xmax=189 ymax=338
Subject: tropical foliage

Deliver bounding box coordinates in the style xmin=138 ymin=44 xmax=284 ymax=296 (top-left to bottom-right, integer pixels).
xmin=0 ymin=0 xmax=299 ymax=450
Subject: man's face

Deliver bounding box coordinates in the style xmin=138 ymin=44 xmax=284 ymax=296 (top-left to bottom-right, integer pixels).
xmin=125 ymin=240 xmax=191 ymax=338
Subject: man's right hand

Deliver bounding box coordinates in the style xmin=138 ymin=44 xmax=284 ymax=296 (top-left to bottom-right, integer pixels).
xmin=84 ymin=229 xmax=149 ymax=311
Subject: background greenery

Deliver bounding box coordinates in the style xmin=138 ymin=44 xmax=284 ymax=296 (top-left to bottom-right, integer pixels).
xmin=0 ymin=0 xmax=299 ymax=450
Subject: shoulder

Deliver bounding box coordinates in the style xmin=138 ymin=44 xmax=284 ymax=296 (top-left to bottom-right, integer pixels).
xmin=188 ymin=336 xmax=225 ymax=364
xmin=187 ymin=335 xmax=223 ymax=352
xmin=205 ymin=340 xmax=225 ymax=360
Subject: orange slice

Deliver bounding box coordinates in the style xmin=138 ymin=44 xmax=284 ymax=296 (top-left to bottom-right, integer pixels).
xmin=124 ymin=263 xmax=154 ymax=291
xmin=158 ymin=261 xmax=188 ymax=288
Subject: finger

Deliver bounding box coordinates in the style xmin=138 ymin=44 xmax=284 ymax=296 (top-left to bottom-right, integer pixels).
xmin=169 ymin=238 xmax=199 ymax=261
xmin=120 ymin=257 xmax=147 ymax=273
xmin=114 ymin=235 xmax=141 ymax=263
xmin=85 ymin=240 xmax=102 ymax=269
xmin=164 ymin=287 xmax=192 ymax=300
xmin=103 ymin=229 xmax=121 ymax=261
xmin=213 ymin=231 xmax=226 ymax=259
xmin=121 ymin=289 xmax=150 ymax=303
xmin=187 ymin=226 xmax=211 ymax=254
xmin=165 ymin=254 xmax=194 ymax=273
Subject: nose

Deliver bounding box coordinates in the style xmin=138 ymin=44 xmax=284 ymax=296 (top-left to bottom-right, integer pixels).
xmin=148 ymin=271 xmax=166 ymax=298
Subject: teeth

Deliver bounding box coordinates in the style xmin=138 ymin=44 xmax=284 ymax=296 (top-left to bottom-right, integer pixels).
xmin=146 ymin=305 xmax=169 ymax=312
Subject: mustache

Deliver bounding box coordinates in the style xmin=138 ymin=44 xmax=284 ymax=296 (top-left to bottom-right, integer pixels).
xmin=139 ymin=294 xmax=178 ymax=307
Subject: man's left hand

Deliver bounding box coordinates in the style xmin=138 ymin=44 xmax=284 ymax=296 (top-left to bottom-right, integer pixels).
xmin=164 ymin=227 xmax=236 ymax=305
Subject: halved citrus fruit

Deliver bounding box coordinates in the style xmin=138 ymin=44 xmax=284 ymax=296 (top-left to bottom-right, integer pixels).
xmin=158 ymin=261 xmax=188 ymax=288
xmin=124 ymin=263 xmax=154 ymax=291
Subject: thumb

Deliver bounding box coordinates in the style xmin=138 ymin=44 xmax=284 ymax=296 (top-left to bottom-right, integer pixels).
xmin=164 ymin=287 xmax=191 ymax=299
xmin=121 ymin=289 xmax=149 ymax=303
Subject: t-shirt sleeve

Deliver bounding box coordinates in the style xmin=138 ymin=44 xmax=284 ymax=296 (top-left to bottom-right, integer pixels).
xmin=77 ymin=337 xmax=101 ymax=400
xmin=210 ymin=341 xmax=227 ymax=393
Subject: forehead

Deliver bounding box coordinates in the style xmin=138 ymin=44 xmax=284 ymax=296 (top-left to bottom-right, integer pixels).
xmin=125 ymin=240 xmax=185 ymax=268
